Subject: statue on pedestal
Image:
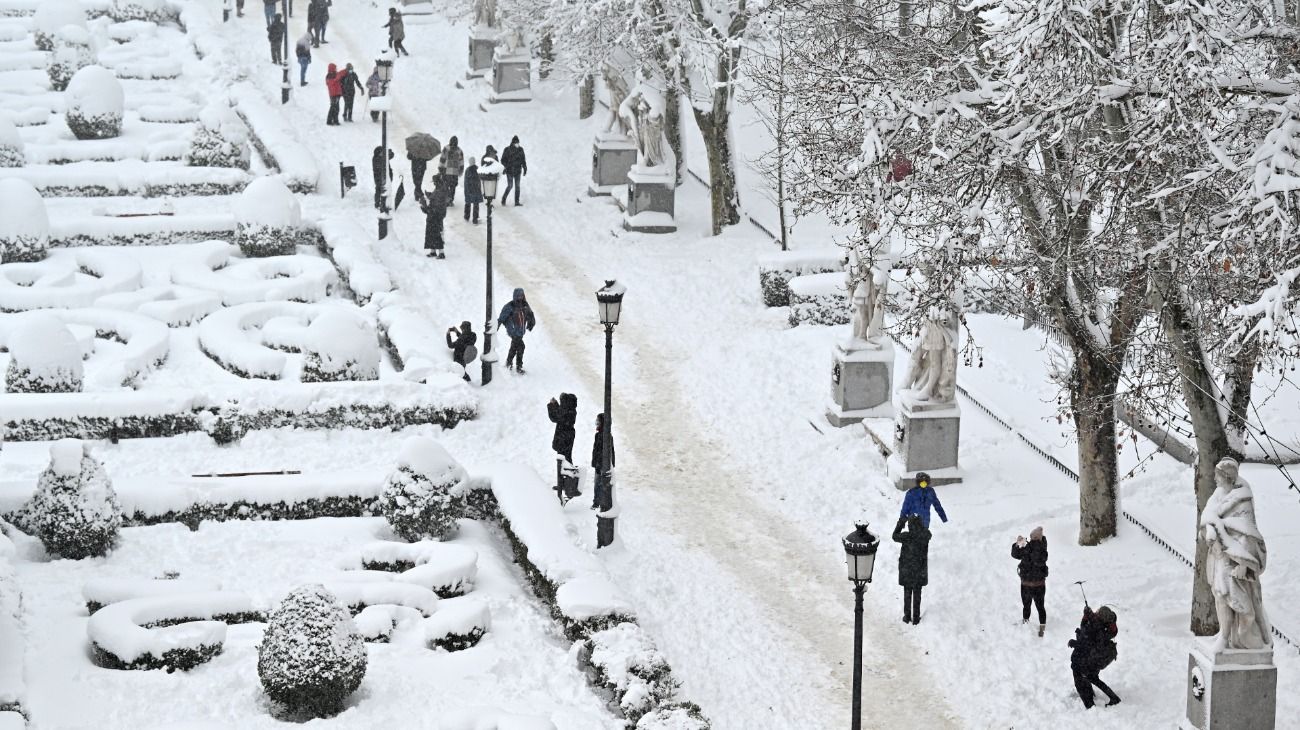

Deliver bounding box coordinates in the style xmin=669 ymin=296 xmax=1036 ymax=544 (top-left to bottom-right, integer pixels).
xmin=1202 ymin=457 xmax=1272 ymax=652
xmin=903 ymin=305 xmax=957 ymax=404
xmin=473 ymin=0 xmax=496 ymax=28
xmin=630 ymin=96 xmax=666 ymax=168
xmin=603 ymin=65 xmax=631 ymax=136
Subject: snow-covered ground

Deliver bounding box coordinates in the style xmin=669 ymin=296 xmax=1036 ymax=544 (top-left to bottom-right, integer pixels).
xmin=0 ymin=0 xmax=1295 ymax=728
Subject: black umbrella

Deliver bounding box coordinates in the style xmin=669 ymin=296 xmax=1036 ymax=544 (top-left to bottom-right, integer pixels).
xmin=405 ymin=133 xmax=441 ymax=161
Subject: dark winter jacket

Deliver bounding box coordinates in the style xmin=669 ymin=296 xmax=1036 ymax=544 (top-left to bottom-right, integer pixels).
xmin=439 ymin=142 xmax=465 ymax=177
xmin=445 ymin=323 xmax=476 ymax=365
xmin=463 ymin=164 xmax=484 ymax=204
xmin=501 ymin=142 xmax=527 ymax=175
xmin=372 ymin=147 xmax=393 ymax=185
xmin=1012 ymin=536 xmax=1049 ymax=585
xmin=307 ymin=1 xmax=321 ymax=25
xmin=900 ymin=485 xmax=948 ymax=529
xmin=341 ymin=68 xmax=364 ymax=98
xmin=325 ymin=64 xmax=344 ymax=97
xmin=1070 ymin=606 xmax=1118 ymax=670
xmin=592 ymin=415 xmax=615 ymax=470
xmin=497 ymin=288 xmax=535 ymax=339
xmin=548 ymin=393 xmax=578 ymax=459
xmin=268 ymin=16 xmax=285 ymax=45
xmin=892 ymin=516 xmax=931 ymax=588
xmin=420 ymin=189 xmax=448 ymax=248
xmin=295 ymin=36 xmax=311 ymax=62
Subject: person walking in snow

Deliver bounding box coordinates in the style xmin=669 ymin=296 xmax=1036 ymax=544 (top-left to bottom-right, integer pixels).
xmin=1069 ymin=605 xmax=1121 ymax=709
xmin=899 ymin=472 xmax=948 ymax=529
xmin=497 ymin=287 xmax=535 ymax=373
xmin=324 ymin=63 xmax=344 ymax=125
xmin=419 ymin=184 xmax=449 ymax=258
xmin=384 ymin=8 xmax=408 ymax=56
xmin=262 ymin=0 xmax=278 ymax=27
xmin=295 ymin=33 xmax=312 ymax=86
xmin=340 ymin=63 xmax=364 ymax=122
xmin=463 ymin=157 xmax=483 ymax=224
xmin=893 ymin=514 xmax=931 ymax=625
xmin=409 ymin=149 xmax=428 ymax=200
xmin=306 ymin=0 xmax=322 ymax=46
xmin=366 ymin=67 xmax=384 ymax=122
xmin=315 ymin=0 xmax=332 ymax=44
xmin=267 ymin=13 xmax=285 ymax=64
xmin=1013 ymin=527 xmax=1049 ymax=636
xmin=500 ymin=135 xmax=527 ymax=206
xmin=438 ymin=136 xmax=465 ymax=206
xmin=372 ymin=146 xmax=393 ymax=211
xmin=548 ymin=393 xmax=578 ymax=464
xmin=445 ymin=321 xmax=476 ymax=382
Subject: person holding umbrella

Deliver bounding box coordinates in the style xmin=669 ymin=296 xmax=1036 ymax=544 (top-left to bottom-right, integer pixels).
xmin=406 ymin=133 xmax=440 ymax=200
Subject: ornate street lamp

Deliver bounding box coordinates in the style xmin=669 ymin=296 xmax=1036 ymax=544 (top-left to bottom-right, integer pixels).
xmin=595 ymin=279 xmax=625 ymax=548
xmin=477 ymin=159 xmax=502 ymax=385
xmin=843 ymin=523 xmax=879 ymax=730
xmin=375 ymin=50 xmax=394 ymax=239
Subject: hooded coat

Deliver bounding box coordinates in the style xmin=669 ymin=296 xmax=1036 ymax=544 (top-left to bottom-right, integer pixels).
xmin=325 ymin=64 xmax=344 ymax=97
xmin=497 ymin=288 xmax=535 ymax=339
xmin=445 ymin=322 xmax=476 ymax=364
xmin=1070 ymin=606 xmax=1119 ymax=670
xmin=463 ymin=162 xmax=484 ymax=204
xmin=548 ymin=393 xmax=578 ymax=459
xmin=899 ymin=485 xmax=948 ymax=528
xmin=268 ymin=15 xmax=285 ymax=45
xmin=893 ymin=516 xmax=931 ymax=587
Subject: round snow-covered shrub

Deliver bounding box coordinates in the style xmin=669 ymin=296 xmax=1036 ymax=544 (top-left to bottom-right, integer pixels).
xmin=301 ymin=309 xmax=380 ymax=383
xmin=5 ymin=313 xmax=83 ymax=392
xmin=184 ymin=103 xmax=250 ymax=170
xmin=378 ymin=437 xmax=468 ymax=542
xmin=258 ymin=584 xmax=367 ymax=719
xmin=636 ymin=704 xmax=710 ymax=729
xmin=109 ymin=0 xmax=171 ymax=23
xmin=64 ymin=66 xmax=124 ymax=140
xmin=0 ymin=116 xmax=23 ymax=168
xmin=48 ymin=26 xmax=97 ymax=92
xmin=22 ymin=440 xmax=121 ymax=559
xmin=234 ymin=177 xmax=302 ymax=257
xmin=34 ymin=0 xmax=87 ymax=52
xmin=0 ymin=178 xmax=48 ymax=262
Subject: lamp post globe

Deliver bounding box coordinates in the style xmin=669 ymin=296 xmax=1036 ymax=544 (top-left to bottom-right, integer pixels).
xmin=597 ymin=279 xmax=626 ymax=325
xmin=843 ymin=522 xmax=878 ymax=730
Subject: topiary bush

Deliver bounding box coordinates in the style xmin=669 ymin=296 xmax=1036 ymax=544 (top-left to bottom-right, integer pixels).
xmin=0 ymin=116 xmax=24 ymax=168
xmin=301 ymin=310 xmax=381 ymax=383
xmin=185 ymin=103 xmax=251 ymax=170
xmin=234 ymin=177 xmax=302 ymax=257
xmin=48 ymin=26 xmax=96 ymax=92
xmin=21 ymin=440 xmax=122 ymax=560
xmin=5 ymin=314 xmax=82 ymax=393
xmin=33 ymin=0 xmax=87 ymax=52
xmin=64 ymin=65 xmax=124 ymax=140
xmin=0 ymin=178 xmax=48 ymax=262
xmin=378 ymin=437 xmax=468 ymax=542
xmin=258 ymin=584 xmax=367 ymax=719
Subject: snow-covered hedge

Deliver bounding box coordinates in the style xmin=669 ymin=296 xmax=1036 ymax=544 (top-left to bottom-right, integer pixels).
xmin=424 ymin=598 xmax=489 ymax=651
xmin=49 ymin=212 xmax=235 ymax=249
xmin=580 ymin=622 xmax=679 ymax=725
xmin=48 ymin=27 xmax=97 ymax=92
xmin=33 ymin=0 xmax=86 ymax=51
xmin=234 ymin=89 xmax=319 ymax=193
xmin=352 ymin=604 xmax=422 ymax=643
xmin=0 ymin=249 xmax=142 ymax=312
xmin=325 ymin=581 xmax=440 ymax=617
xmin=234 ymin=177 xmax=302 ymax=257
xmin=635 ymin=704 xmax=711 ymax=729
xmin=258 ymin=585 xmax=367 ymax=719
xmin=6 ymin=308 xmax=170 ymax=388
xmin=6 ymin=162 xmax=251 ymax=198
xmin=757 ymin=248 xmax=844 ymax=307
xmin=107 ymin=0 xmax=173 ymax=23
xmin=787 ymin=272 xmax=850 ymax=327
xmin=88 ymin=591 xmax=260 ymax=670
xmin=83 ymin=576 xmax=222 ymax=614
xmin=184 ymin=103 xmax=251 ymax=170
xmin=373 ymin=292 xmax=467 ymax=383
xmin=344 ymin=540 xmax=478 ymax=597
xmin=315 ymin=216 xmax=393 ymax=305
xmin=171 ymin=242 xmax=334 ymax=307
xmin=20 ymin=440 xmax=120 ymax=559
xmin=0 ymin=178 xmax=48 ymax=262
xmin=301 ymin=309 xmax=380 ymax=383
xmin=0 ymin=117 xmax=23 ymax=168
xmin=379 ymin=437 xmax=468 ymax=542
xmin=95 ymin=284 xmax=221 ymax=327
xmin=64 ymin=66 xmax=124 ymax=140
xmin=4 ymin=314 xmax=83 ymax=393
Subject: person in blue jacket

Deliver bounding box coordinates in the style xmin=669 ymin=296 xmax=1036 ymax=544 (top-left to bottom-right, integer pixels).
xmin=497 ymin=287 xmax=536 ymax=373
xmin=900 ymin=472 xmax=948 ymax=528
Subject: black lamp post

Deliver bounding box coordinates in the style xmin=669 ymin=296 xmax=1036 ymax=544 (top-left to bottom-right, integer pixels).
xmin=843 ymin=523 xmax=879 ymax=730
xmin=374 ymin=50 xmax=394 ymax=239
xmin=595 ymin=279 xmax=625 ymax=549
xmin=477 ymin=161 xmax=501 ymax=384
xmin=279 ymin=0 xmax=290 ymax=103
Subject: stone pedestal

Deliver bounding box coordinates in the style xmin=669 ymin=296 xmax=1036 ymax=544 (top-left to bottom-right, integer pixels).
xmin=890 ymin=395 xmax=961 ymax=489
xmin=826 ymin=339 xmax=894 ymax=427
xmin=489 ymin=54 xmax=531 ymax=103
xmin=622 ymin=165 xmax=676 ymax=233
xmin=588 ymin=132 xmax=636 ymax=196
xmin=1180 ymin=641 xmax=1276 ymax=730
xmin=465 ymin=26 xmax=497 ymax=79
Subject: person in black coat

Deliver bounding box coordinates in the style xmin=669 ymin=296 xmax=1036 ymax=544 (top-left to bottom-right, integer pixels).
xmin=591 ymin=413 xmax=615 ymax=472
xmin=445 ymin=321 xmax=476 ymax=382
xmin=1012 ymin=526 xmax=1049 ymax=635
xmin=419 ymin=185 xmax=448 ymax=258
xmin=267 ymin=14 xmax=285 ymax=64
xmin=462 ymin=157 xmax=483 ymax=223
xmin=547 ymin=393 xmax=578 ymax=463
xmin=340 ymin=63 xmax=364 ymax=122
xmin=372 ymin=146 xmax=393 ymax=210
xmin=306 ymin=0 xmax=322 ymax=47
xmin=893 ymin=514 xmax=931 ymax=625
xmin=1069 ymin=605 xmax=1121 ymax=708
xmin=500 ymin=135 xmax=527 ymax=206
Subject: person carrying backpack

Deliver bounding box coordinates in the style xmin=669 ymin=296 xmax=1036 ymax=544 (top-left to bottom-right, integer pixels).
xmin=445 ymin=321 xmax=476 ymax=382
xmin=497 ymin=287 xmax=535 ymax=373
xmin=1012 ymin=526 xmax=1049 ymax=636
xmin=1069 ymin=604 xmax=1121 ymax=709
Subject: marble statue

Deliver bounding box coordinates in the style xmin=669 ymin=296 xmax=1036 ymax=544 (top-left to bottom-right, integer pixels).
xmin=473 ymin=0 xmax=496 ymax=28
xmin=603 ymin=64 xmax=631 ymax=136
xmin=903 ymin=306 xmax=957 ymax=403
xmin=865 ymin=261 xmax=889 ymax=342
xmin=1202 ymin=457 xmax=1273 ymax=652
xmin=499 ymin=25 xmax=524 ymax=54
xmin=850 ymin=281 xmax=871 ymax=342
xmin=631 ymin=97 xmax=666 ymax=168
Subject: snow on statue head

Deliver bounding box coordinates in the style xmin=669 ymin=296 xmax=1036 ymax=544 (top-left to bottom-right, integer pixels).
xmin=21 ymin=439 xmax=122 ymax=559
xmin=0 ymin=115 xmax=24 ymax=168
xmin=301 ymin=308 xmax=380 ymax=383
xmin=64 ymin=65 xmax=124 ymax=140
xmin=235 ymin=177 xmax=302 ymax=257
xmin=48 ymin=25 xmax=97 ymax=92
xmin=0 ymin=178 xmax=49 ymax=262
xmin=185 ymin=102 xmax=251 ymax=170
xmin=34 ymin=0 xmax=86 ymax=51
xmin=5 ymin=313 xmax=83 ymax=393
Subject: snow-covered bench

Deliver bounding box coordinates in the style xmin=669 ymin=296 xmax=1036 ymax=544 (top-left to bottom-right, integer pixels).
xmin=757 ymin=248 xmax=843 ymax=307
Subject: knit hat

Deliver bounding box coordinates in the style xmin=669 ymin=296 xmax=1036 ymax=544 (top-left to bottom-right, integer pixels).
xmin=1030 ymin=526 xmax=1043 ymax=540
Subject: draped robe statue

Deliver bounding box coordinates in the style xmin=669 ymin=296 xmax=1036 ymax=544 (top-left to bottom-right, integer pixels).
xmin=473 ymin=0 xmax=496 ymax=27
xmin=903 ymin=306 xmax=957 ymax=404
xmin=1202 ymin=457 xmax=1273 ymax=652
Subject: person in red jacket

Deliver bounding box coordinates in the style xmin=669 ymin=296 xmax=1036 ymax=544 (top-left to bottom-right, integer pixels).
xmin=324 ymin=63 xmax=344 ymax=126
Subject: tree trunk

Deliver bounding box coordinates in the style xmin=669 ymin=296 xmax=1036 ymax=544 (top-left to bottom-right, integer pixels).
xmin=1072 ymin=350 xmax=1122 ymax=545
xmin=898 ymin=0 xmax=912 ymax=36
xmin=691 ymin=50 xmax=742 ymax=235
xmin=666 ymin=84 xmax=685 ymax=188
xmin=539 ymin=33 xmax=554 ymax=80
xmin=579 ymin=74 xmax=594 ymax=120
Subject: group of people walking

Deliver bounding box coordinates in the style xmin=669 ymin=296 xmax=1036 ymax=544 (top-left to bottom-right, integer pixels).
xmin=410 ymin=135 xmax=528 ymax=258
xmin=892 ymin=474 xmax=1121 ymax=709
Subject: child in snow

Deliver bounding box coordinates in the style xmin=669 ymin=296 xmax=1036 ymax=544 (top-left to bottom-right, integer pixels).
xmin=893 ymin=514 xmax=931 ymax=625
xmin=445 ymin=321 xmax=476 ymax=382
xmin=1012 ymin=527 xmax=1049 ymax=636
xmin=1069 ymin=605 xmax=1121 ymax=708
xmin=900 ymin=471 xmax=948 ymax=528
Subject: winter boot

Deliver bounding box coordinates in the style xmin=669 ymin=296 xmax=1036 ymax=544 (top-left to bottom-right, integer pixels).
xmin=1038 ymin=624 xmax=1045 ymax=637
